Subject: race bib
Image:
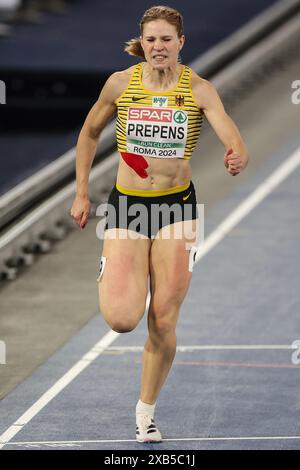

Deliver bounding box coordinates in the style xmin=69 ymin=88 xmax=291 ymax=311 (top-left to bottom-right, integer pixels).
xmin=126 ymin=107 xmax=188 ymax=158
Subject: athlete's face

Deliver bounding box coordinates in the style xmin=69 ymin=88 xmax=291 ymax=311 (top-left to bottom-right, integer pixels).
xmin=141 ymin=20 xmax=185 ymax=69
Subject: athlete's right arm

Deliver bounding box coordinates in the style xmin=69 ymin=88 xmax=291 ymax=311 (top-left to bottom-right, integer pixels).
xmin=70 ymin=72 xmax=126 ymax=229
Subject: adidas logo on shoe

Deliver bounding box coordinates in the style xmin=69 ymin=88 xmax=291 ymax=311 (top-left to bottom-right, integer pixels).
xmin=136 ymin=414 xmax=162 ymax=443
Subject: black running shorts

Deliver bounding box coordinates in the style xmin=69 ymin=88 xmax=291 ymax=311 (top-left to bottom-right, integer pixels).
xmin=104 ymin=180 xmax=198 ymax=239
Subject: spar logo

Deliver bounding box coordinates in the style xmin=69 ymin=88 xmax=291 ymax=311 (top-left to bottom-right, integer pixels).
xmin=174 ymin=110 xmax=187 ymax=124
xmin=128 ymin=108 xmax=188 ymax=123
xmin=128 ymin=107 xmax=172 ymax=122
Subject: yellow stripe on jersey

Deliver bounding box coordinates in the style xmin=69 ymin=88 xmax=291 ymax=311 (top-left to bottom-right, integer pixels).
xmin=116 ymin=181 xmax=190 ymax=197
xmin=115 ymin=62 xmax=203 ymax=160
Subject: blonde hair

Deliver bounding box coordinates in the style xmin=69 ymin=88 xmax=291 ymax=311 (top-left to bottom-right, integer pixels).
xmin=125 ymin=5 xmax=184 ymax=60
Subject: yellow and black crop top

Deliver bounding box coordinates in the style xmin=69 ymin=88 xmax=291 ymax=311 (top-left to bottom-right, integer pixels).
xmin=114 ymin=62 xmax=204 ymax=160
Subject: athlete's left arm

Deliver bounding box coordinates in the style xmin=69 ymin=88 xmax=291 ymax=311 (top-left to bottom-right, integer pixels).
xmin=192 ymin=74 xmax=249 ymax=175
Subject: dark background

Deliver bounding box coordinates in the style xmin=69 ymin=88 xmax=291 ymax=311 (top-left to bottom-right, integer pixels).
xmin=0 ymin=0 xmax=279 ymax=194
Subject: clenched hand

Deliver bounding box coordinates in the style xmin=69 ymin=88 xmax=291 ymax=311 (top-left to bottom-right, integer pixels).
xmin=224 ymin=148 xmax=247 ymax=176
xmin=70 ymin=196 xmax=91 ymax=229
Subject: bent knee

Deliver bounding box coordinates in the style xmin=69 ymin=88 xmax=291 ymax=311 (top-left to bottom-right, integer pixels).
xmin=108 ymin=317 xmax=139 ymax=333
xmin=101 ymin=303 xmax=145 ymax=333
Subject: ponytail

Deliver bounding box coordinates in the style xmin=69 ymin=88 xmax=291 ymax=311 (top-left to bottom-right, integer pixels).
xmin=124 ymin=37 xmax=145 ymax=60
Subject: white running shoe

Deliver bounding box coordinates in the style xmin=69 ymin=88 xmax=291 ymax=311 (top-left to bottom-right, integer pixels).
xmin=136 ymin=414 xmax=162 ymax=443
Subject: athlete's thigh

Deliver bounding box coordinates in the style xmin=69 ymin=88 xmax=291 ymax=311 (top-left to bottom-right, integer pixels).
xmin=149 ymin=220 xmax=198 ymax=307
xmin=98 ymin=229 xmax=151 ymax=314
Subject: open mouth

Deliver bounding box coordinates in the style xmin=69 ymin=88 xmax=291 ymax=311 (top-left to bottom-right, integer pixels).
xmin=153 ymin=55 xmax=167 ymax=60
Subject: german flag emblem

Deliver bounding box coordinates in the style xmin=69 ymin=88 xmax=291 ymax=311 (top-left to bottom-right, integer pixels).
xmin=175 ymin=95 xmax=184 ymax=106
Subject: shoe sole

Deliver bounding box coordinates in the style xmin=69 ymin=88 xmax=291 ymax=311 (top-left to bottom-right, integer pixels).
xmin=136 ymin=437 xmax=162 ymax=443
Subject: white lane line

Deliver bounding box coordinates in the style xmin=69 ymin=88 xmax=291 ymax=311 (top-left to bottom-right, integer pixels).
xmin=1 ymin=146 xmax=300 ymax=450
xmin=4 ymin=435 xmax=300 ymax=447
xmin=0 ymin=330 xmax=120 ymax=450
xmin=104 ymin=345 xmax=295 ymax=352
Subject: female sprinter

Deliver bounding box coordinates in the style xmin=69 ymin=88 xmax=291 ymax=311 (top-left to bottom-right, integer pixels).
xmin=70 ymin=5 xmax=249 ymax=443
